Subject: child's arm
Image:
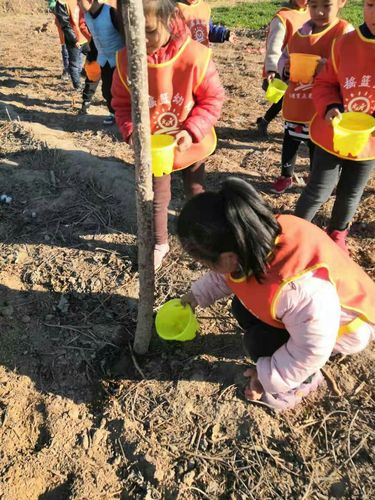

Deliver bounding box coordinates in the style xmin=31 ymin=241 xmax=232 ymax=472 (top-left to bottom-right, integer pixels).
xmin=265 ymin=16 xmax=286 ymax=78
xmin=256 ymin=275 xmax=341 ymax=394
xmin=182 ymin=272 xmax=232 ymax=309
xmin=183 ymin=60 xmax=225 ymax=143
xmin=208 ymin=20 xmax=236 ymax=44
xmin=111 ymin=69 xmax=133 ymax=142
xmin=55 ymin=1 xmax=77 ymax=46
xmin=312 ymin=42 xmax=343 ymax=120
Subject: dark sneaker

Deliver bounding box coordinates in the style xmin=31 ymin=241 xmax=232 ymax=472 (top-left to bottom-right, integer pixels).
xmin=256 ymin=117 xmax=269 ymax=139
xmin=261 ymin=371 xmax=324 ymax=411
xmin=80 ymin=101 xmax=91 ymax=115
xmin=270 ymin=175 xmax=293 ymax=194
xmin=103 ymin=114 xmax=115 ymax=126
xmin=60 ymin=70 xmax=70 ymax=81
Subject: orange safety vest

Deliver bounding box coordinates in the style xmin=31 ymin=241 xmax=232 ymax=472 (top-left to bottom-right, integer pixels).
xmin=282 ymin=19 xmax=350 ymax=123
xmin=116 ymin=37 xmax=217 ymax=171
xmin=310 ymin=29 xmax=375 ymax=160
xmin=177 ymin=0 xmax=211 ymax=47
xmin=263 ymin=7 xmax=310 ymax=77
xmin=226 ymin=215 xmax=375 ymax=335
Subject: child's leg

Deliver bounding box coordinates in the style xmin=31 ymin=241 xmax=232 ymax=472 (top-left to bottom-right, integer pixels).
xmin=181 ymin=161 xmax=205 ymax=198
xmin=328 ymin=158 xmax=374 ymax=232
xmin=81 ymin=77 xmax=100 ymax=113
xmin=101 ymin=62 xmax=115 ymax=114
xmin=153 ymin=174 xmax=171 ymax=270
xmin=232 ymin=297 xmax=289 ymax=361
xmin=66 ymin=45 xmax=82 ymax=90
xmin=61 ymin=44 xmax=69 ymax=73
xmin=280 ymin=127 xmax=301 ymax=177
xmin=294 ymin=147 xmax=341 ymax=221
xmin=264 ymin=97 xmax=283 ymax=124
xmin=153 ymin=174 xmax=171 ymax=244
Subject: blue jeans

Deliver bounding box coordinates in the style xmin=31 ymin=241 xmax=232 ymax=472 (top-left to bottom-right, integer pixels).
xmin=295 ymin=146 xmax=374 ymax=231
xmin=66 ymin=45 xmax=83 ymax=89
xmin=61 ymin=44 xmax=69 ymax=72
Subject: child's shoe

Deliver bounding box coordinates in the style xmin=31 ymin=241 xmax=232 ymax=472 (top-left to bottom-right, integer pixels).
xmin=80 ymin=101 xmax=91 ymax=115
xmin=103 ymin=113 xmax=115 ymax=126
xmin=60 ymin=69 xmax=70 ymax=81
xmin=261 ymin=371 xmax=324 ymax=411
xmin=154 ymin=243 xmax=170 ymax=271
xmin=327 ymin=229 xmax=349 ymax=254
xmin=256 ymin=117 xmax=269 ymax=139
xmin=270 ymin=175 xmax=293 ymax=194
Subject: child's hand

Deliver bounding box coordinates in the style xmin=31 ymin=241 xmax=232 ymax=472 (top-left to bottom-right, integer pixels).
xmin=243 ymin=368 xmax=264 ymax=401
xmin=266 ymin=71 xmax=276 ymax=82
xmin=325 ymin=108 xmax=342 ymax=122
xmin=180 ymin=291 xmax=198 ymax=311
xmin=175 ymin=130 xmax=193 ymax=152
xmin=228 ymin=32 xmax=237 ymax=45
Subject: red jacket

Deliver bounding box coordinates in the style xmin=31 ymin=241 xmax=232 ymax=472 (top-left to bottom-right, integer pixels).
xmin=111 ymin=28 xmax=225 ymax=143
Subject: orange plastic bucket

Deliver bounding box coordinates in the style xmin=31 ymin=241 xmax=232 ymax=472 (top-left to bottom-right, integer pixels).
xmin=84 ymin=61 xmax=101 ymax=82
xmin=289 ymin=53 xmax=321 ymax=84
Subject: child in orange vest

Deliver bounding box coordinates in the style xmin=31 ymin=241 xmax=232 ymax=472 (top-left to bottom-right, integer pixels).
xmin=295 ymin=1 xmax=375 ymax=253
xmin=257 ymin=0 xmax=309 ymax=139
xmin=112 ymin=0 xmax=225 ymax=270
xmin=178 ymin=178 xmax=375 ymax=411
xmin=176 ymin=0 xmax=236 ymax=47
xmin=270 ymin=0 xmax=352 ymax=194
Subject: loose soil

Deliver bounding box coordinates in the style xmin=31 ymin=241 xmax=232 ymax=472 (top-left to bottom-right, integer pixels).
xmin=0 ymin=9 xmax=374 ymax=500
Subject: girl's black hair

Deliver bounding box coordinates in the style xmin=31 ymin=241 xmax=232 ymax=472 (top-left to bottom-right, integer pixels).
xmin=177 ymin=177 xmax=281 ymax=282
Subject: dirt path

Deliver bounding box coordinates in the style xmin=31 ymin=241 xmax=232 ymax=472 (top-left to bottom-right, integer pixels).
xmin=0 ymin=13 xmax=374 ymax=500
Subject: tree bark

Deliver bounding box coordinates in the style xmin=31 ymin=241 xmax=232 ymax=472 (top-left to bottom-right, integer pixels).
xmin=120 ymin=0 xmax=154 ymax=354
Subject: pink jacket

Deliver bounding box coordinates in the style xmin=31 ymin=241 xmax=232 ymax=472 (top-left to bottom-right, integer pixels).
xmin=191 ymin=270 xmax=374 ymax=393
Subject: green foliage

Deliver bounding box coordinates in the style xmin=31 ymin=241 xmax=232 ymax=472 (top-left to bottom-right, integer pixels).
xmin=211 ymin=0 xmax=363 ymax=30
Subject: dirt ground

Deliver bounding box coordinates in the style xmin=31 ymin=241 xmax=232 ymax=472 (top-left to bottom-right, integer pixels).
xmin=0 ymin=9 xmax=374 ymax=500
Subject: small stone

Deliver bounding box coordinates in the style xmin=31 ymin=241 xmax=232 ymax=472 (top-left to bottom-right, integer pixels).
xmin=31 ymin=211 xmax=37 ymax=218
xmin=45 ymin=314 xmax=54 ymax=321
xmin=21 ymin=315 xmax=31 ymax=323
xmin=113 ymin=455 xmax=121 ymax=465
xmin=68 ymin=407 xmax=79 ymax=420
xmin=82 ymin=433 xmax=90 ymax=450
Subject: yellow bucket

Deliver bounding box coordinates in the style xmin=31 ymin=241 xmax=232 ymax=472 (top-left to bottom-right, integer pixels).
xmin=265 ymin=78 xmax=288 ymax=103
xmin=151 ymin=134 xmax=176 ymax=177
xmin=289 ymin=53 xmax=321 ymax=84
xmin=155 ymin=299 xmax=199 ymax=341
xmin=333 ymin=112 xmax=375 ymax=157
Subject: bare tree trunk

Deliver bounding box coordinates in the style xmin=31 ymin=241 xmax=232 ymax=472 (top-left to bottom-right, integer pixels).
xmin=120 ymin=0 xmax=154 ymax=354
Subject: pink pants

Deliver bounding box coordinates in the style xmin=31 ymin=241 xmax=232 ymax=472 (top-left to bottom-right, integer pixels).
xmin=153 ymin=160 xmax=205 ymax=245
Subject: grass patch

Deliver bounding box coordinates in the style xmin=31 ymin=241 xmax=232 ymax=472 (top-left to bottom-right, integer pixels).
xmin=211 ymin=0 xmax=363 ymax=30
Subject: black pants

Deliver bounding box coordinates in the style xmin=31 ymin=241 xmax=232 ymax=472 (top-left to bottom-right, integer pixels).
xmin=82 ymin=77 xmax=100 ymax=103
xmin=264 ymin=98 xmax=283 ymax=123
xmin=295 ymin=146 xmax=375 ymax=231
xmin=101 ymin=62 xmax=115 ymax=114
xmin=281 ymin=128 xmax=315 ymax=177
xmin=232 ymin=297 xmax=289 ymax=361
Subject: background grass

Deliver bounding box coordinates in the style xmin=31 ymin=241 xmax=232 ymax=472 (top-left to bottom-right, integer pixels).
xmin=211 ymin=0 xmax=363 ymax=30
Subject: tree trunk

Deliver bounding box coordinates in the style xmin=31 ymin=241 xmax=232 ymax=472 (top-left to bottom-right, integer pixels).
xmin=120 ymin=0 xmax=154 ymax=354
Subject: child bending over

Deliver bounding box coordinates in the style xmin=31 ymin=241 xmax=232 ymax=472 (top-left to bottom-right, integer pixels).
xmin=178 ymin=178 xmax=374 ymax=411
